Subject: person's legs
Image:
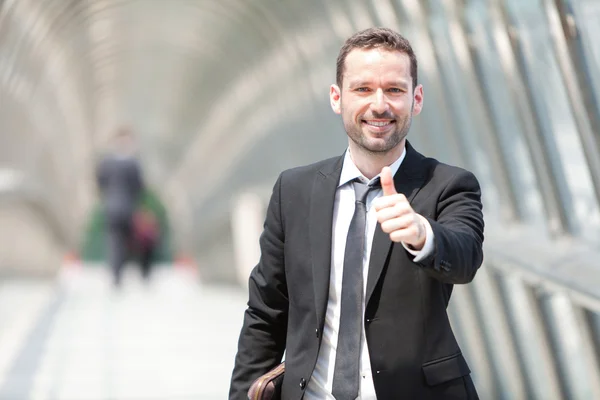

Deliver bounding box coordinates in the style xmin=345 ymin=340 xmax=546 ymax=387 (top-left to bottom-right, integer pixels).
xmin=108 ymin=221 xmax=132 ymax=286
xmin=139 ymin=245 xmax=154 ymax=281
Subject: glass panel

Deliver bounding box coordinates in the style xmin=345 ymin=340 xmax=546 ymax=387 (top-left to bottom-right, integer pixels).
xmin=426 ymin=0 xmax=501 ymax=215
xmin=537 ymin=292 xmax=600 ymax=399
xmin=347 ymin=0 xmax=374 ymax=31
xmin=394 ymin=21 xmax=465 ymax=164
xmin=585 ymin=309 xmax=600 ymax=358
xmin=497 ymin=272 xmax=565 ymax=399
xmin=505 ymin=0 xmax=600 ymax=239
xmin=464 ymin=0 xmax=545 ymax=227
xmin=448 ymin=283 xmax=499 ymax=397
xmin=469 ymin=267 xmax=528 ymax=399
xmin=569 ymin=0 xmax=600 ymax=115
xmin=367 ymin=0 xmax=400 ymax=28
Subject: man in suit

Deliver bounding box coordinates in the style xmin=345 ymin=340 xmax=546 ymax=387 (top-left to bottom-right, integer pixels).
xmin=230 ymin=27 xmax=484 ymax=399
xmin=96 ymin=127 xmax=144 ymax=287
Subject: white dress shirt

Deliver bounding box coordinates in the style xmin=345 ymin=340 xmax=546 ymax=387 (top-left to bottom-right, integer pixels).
xmin=304 ymin=148 xmax=435 ymax=399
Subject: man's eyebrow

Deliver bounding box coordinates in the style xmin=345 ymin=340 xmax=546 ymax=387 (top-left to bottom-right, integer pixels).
xmin=347 ymin=79 xmax=410 ymax=88
xmin=347 ymin=80 xmax=372 ymax=88
xmin=388 ymin=80 xmax=409 ymax=88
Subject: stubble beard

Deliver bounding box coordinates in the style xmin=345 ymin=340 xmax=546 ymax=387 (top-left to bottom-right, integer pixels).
xmin=343 ymin=109 xmax=413 ymax=156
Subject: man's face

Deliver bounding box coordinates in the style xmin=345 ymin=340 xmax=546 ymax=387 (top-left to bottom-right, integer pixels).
xmin=330 ymin=48 xmax=423 ymax=155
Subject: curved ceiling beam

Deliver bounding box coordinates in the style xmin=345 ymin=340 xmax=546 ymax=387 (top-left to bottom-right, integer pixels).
xmin=150 ymin=0 xmax=330 ymax=250
xmin=1 ymin=0 xmax=365 ymax=255
xmin=64 ymin=0 xmax=304 ymax=252
xmin=82 ymin=0 xmax=275 ymax=153
xmin=5 ymin=0 xmax=96 ymax=229
xmin=165 ymin=16 xmax=341 ymax=196
xmin=0 ymin=168 xmax=70 ymax=244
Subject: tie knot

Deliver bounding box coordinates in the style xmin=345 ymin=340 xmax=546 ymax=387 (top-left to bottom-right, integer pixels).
xmin=370 ymin=176 xmax=381 ymax=189
xmin=353 ymin=177 xmax=380 ymax=204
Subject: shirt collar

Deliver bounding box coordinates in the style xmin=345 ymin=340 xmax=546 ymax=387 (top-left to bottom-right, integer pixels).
xmin=338 ymin=146 xmax=407 ymax=188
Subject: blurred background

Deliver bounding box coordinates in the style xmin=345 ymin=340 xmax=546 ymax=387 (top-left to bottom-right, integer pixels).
xmin=0 ymin=0 xmax=599 ymax=399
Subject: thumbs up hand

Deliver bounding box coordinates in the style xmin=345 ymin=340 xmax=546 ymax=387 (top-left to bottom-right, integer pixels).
xmin=373 ymin=166 xmax=427 ymax=249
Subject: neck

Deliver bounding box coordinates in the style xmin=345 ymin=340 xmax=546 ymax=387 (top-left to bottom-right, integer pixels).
xmin=349 ymin=140 xmax=406 ymax=180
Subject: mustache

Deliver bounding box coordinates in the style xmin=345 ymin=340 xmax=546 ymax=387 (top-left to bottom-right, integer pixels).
xmin=362 ymin=111 xmax=396 ymax=120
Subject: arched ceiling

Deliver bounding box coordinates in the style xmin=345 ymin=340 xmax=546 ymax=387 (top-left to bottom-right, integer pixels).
xmin=3 ymin=0 xmax=452 ymax=265
xmin=0 ymin=0 xmax=377 ymax=253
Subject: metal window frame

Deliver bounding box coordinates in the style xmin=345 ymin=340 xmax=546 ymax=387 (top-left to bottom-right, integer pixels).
xmin=545 ymin=0 xmax=600 ymax=207
xmin=397 ymin=0 xmax=478 ymax=169
xmin=442 ymin=0 xmax=521 ymax=223
xmin=496 ymin=0 xmax=574 ymax=236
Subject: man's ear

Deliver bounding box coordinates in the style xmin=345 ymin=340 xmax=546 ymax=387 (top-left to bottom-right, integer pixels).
xmin=412 ymin=84 xmax=424 ymax=116
xmin=330 ymin=84 xmax=341 ymax=114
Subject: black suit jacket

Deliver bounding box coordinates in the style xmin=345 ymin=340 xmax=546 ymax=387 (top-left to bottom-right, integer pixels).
xmin=96 ymin=154 xmax=144 ymax=224
xmin=230 ymin=142 xmax=484 ymax=399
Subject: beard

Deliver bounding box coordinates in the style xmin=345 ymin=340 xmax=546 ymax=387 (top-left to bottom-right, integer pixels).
xmin=342 ymin=104 xmax=414 ymax=155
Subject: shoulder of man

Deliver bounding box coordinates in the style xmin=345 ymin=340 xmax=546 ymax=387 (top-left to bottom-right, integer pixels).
xmin=402 ymin=145 xmax=479 ymax=198
xmin=278 ymin=155 xmax=342 ymax=184
xmin=405 ymin=142 xmax=473 ymax=178
xmin=421 ymin=155 xmax=481 ymax=190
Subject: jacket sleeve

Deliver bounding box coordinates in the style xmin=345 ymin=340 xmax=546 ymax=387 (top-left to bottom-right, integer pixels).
xmin=229 ymin=173 xmax=288 ymax=400
xmin=415 ymin=169 xmax=484 ymax=284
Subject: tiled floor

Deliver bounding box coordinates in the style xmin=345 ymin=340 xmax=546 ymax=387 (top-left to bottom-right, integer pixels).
xmin=0 ymin=264 xmax=248 ymax=400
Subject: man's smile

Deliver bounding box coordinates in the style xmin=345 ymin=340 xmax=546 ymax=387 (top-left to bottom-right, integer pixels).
xmin=362 ymin=119 xmax=395 ymax=132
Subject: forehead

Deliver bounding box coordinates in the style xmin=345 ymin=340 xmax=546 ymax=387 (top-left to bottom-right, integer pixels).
xmin=343 ymin=48 xmax=411 ymax=82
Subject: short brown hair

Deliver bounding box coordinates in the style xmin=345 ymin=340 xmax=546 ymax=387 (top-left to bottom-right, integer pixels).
xmin=336 ymin=27 xmax=418 ymax=90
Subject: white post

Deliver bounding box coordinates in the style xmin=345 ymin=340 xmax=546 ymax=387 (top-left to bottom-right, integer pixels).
xmin=230 ymin=191 xmax=265 ymax=288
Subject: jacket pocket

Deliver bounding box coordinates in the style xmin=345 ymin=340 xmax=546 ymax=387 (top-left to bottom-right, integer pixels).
xmin=422 ymin=352 xmax=471 ymax=386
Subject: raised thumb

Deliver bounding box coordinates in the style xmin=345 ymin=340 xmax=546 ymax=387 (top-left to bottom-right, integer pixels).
xmin=380 ymin=166 xmax=397 ymax=196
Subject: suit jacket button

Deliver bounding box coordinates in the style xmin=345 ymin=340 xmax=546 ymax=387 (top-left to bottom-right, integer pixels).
xmin=299 ymin=378 xmax=306 ymax=389
xmin=315 ymin=328 xmax=319 ymax=338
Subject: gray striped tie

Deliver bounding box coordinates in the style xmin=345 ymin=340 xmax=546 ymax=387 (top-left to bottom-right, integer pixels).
xmin=332 ymin=178 xmax=380 ymax=400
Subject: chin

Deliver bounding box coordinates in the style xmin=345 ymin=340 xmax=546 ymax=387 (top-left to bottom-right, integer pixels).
xmin=360 ymin=142 xmax=391 ymax=154
xmin=363 ymin=136 xmax=405 ymax=153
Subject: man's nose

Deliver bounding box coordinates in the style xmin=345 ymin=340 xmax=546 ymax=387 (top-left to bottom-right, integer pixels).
xmin=370 ymin=89 xmax=388 ymax=114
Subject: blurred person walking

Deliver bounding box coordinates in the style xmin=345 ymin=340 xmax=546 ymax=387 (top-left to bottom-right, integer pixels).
xmin=96 ymin=127 xmax=144 ymax=287
xmin=230 ymin=28 xmax=484 ymax=399
xmin=133 ymin=206 xmax=159 ymax=281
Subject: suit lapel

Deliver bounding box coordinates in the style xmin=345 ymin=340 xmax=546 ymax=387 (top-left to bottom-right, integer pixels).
xmin=310 ymin=156 xmax=344 ymax=329
xmin=365 ymin=142 xmax=428 ymax=306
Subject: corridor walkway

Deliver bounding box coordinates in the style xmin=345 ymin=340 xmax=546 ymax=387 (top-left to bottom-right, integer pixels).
xmin=0 ymin=264 xmax=248 ymax=400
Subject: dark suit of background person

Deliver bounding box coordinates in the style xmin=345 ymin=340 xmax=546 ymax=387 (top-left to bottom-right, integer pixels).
xmin=230 ymin=28 xmax=484 ymax=400
xmin=96 ymin=128 xmax=144 ymax=286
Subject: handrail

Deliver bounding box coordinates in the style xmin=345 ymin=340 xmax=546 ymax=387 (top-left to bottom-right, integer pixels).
xmin=484 ymin=222 xmax=600 ymax=312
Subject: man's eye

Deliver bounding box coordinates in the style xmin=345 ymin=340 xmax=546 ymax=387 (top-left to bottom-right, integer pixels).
xmin=355 ymin=87 xmax=370 ymax=92
xmin=388 ymin=88 xmax=403 ymax=93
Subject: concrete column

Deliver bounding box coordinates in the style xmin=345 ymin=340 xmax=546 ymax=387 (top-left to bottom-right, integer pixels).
xmin=230 ymin=191 xmax=265 ymax=288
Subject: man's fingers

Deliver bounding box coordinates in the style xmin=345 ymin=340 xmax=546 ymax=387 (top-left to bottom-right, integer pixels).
xmin=380 ymin=166 xmax=397 ymax=196
xmin=373 ymin=193 xmax=408 ymax=211
xmin=380 ymin=214 xmax=414 ymax=234
xmin=375 ymin=201 xmax=411 ymax=222
xmin=389 ymin=228 xmax=420 ymax=243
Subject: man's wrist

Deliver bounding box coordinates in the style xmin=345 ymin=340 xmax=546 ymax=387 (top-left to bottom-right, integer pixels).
xmin=406 ymin=215 xmax=427 ymax=250
xmin=403 ymin=216 xmax=435 ymax=263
